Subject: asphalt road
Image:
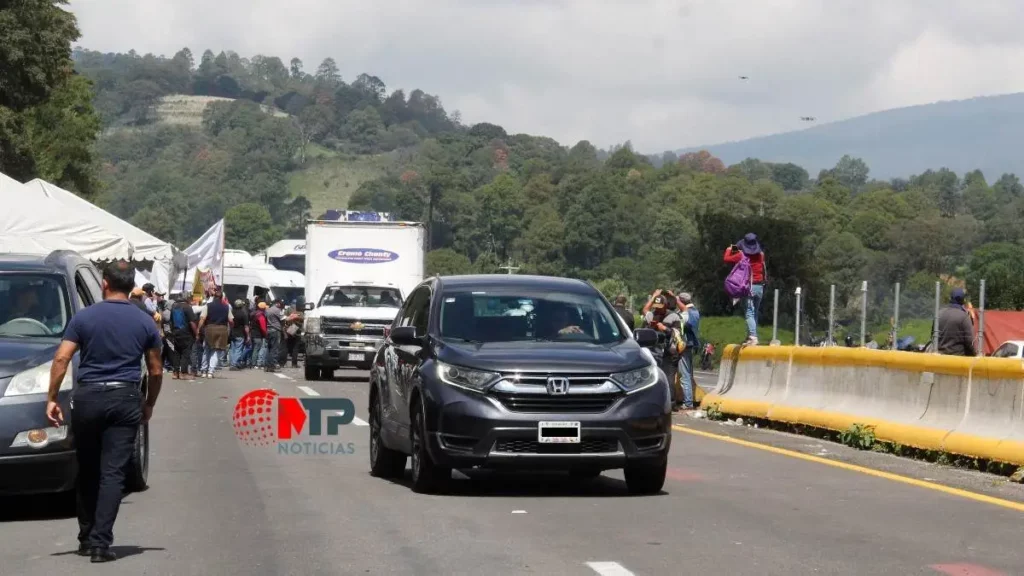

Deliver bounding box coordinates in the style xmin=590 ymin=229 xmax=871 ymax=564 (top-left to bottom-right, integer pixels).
xmin=1 ymin=366 xmax=1022 ymax=575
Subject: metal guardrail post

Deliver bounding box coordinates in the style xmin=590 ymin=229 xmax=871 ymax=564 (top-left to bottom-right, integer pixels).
xmin=978 ymin=279 xmax=986 ymax=356
xmin=933 ymin=281 xmax=941 ymax=354
xmin=827 ymin=284 xmax=835 ymax=346
xmin=860 ymin=281 xmax=868 ymax=347
xmin=771 ymin=288 xmax=780 ymax=345
xmin=892 ymin=282 xmax=900 ymax=348
xmin=795 ymin=287 xmax=802 ymax=347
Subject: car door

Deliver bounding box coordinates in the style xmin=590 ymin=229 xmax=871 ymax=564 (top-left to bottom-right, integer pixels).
xmin=393 ymin=285 xmax=432 ymax=431
xmin=381 ymin=288 xmax=418 ymax=430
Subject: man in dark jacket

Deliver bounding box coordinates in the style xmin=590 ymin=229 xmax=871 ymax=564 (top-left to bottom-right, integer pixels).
xmin=612 ymin=294 xmax=635 ymax=331
xmin=937 ymin=288 xmax=977 ymax=357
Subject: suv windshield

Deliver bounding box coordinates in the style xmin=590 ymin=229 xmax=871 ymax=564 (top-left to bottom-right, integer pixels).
xmin=319 ymin=286 xmax=403 ymax=308
xmin=439 ymin=289 xmax=625 ymax=344
xmin=0 ymin=274 xmax=71 ymax=338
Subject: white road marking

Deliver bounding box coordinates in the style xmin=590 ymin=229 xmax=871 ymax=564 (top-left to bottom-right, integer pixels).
xmin=511 ymin=510 xmax=527 ymax=514
xmin=334 ymin=411 xmax=369 ymax=427
xmin=586 ymin=562 xmax=635 ymax=576
xmin=297 ymin=386 xmax=320 ymax=396
xmin=274 ymin=373 xmax=294 ymax=380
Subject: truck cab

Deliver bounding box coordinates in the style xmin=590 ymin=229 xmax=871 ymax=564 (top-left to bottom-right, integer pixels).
xmin=302 ymin=282 xmax=404 ymax=380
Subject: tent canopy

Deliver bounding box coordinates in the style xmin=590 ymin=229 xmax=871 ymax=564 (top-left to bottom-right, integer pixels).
xmin=25 ymin=179 xmax=186 ymax=268
xmin=0 ymin=173 xmax=135 ymax=261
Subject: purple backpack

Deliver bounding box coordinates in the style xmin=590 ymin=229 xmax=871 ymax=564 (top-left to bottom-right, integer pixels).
xmin=724 ymin=254 xmax=752 ymax=298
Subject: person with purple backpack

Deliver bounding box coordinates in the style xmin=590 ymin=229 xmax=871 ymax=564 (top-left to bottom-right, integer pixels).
xmin=724 ymin=233 xmax=767 ymax=345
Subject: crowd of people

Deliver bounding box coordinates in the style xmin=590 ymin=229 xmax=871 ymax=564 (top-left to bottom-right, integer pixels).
xmin=128 ymin=283 xmax=304 ymax=379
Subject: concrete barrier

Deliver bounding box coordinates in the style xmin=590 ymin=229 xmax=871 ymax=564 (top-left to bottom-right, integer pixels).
xmin=703 ymin=345 xmax=1024 ymax=466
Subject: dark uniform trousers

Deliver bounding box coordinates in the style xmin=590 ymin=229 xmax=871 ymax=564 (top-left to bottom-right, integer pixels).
xmin=71 ymin=384 xmax=142 ymax=548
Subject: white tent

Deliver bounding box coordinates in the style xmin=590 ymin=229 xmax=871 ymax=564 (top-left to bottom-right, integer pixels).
xmin=25 ymin=179 xmax=186 ymax=269
xmin=0 ymin=173 xmax=135 ymax=261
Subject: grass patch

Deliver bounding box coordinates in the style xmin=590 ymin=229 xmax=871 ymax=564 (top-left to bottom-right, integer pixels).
xmin=288 ymin=152 xmax=395 ymax=217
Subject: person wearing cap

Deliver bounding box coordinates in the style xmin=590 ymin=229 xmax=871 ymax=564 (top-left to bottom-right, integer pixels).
xmin=937 ymin=288 xmax=976 ymax=357
xmin=676 ymin=292 xmax=701 ymax=410
xmin=229 ymin=299 xmax=250 ymax=370
xmin=612 ymin=294 xmax=635 ymax=331
xmin=643 ymin=292 xmax=685 ymax=410
xmin=45 ymin=261 xmax=163 ymax=563
xmin=724 ymin=233 xmax=768 ymax=345
xmin=250 ymin=300 xmax=269 ymax=368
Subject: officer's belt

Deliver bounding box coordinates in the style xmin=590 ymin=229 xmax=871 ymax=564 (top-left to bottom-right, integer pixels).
xmin=79 ymin=381 xmax=138 ymax=390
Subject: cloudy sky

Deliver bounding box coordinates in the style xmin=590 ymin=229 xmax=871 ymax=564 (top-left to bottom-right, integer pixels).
xmin=69 ymin=0 xmax=1024 ymax=152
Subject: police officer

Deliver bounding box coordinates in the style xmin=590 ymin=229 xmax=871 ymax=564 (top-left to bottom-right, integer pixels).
xmin=45 ymin=261 xmax=163 ymax=563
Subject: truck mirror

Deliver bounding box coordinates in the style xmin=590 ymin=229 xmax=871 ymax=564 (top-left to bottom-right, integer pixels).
xmin=304 ymin=302 xmax=315 ymax=311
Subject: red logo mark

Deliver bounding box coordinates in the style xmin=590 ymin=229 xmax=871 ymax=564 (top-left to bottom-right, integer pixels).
xmin=232 ymin=389 xmax=279 ymax=447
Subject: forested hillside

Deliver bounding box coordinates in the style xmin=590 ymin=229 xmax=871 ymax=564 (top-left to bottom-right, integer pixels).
xmin=73 ymin=47 xmax=1024 ymax=329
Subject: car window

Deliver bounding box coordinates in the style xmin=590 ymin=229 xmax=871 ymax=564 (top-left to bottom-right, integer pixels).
xmin=438 ymin=288 xmax=624 ymax=344
xmin=993 ymin=343 xmax=1017 ymax=358
xmin=393 ymin=288 xmax=421 ymax=329
xmin=79 ymin=266 xmax=103 ymax=302
xmin=224 ymin=284 xmax=248 ymax=303
xmin=75 ymin=272 xmax=95 ymax=307
xmin=410 ymin=287 xmax=431 ymax=335
xmin=0 ymin=274 xmax=72 ymax=337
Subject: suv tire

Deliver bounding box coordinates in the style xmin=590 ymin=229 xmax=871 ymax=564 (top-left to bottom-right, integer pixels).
xmin=369 ymin=390 xmax=406 ymax=479
xmin=125 ymin=423 xmax=149 ymax=492
xmin=410 ymin=401 xmax=450 ymax=494
xmin=624 ymin=456 xmax=667 ymax=495
xmin=304 ymin=365 xmax=320 ymax=381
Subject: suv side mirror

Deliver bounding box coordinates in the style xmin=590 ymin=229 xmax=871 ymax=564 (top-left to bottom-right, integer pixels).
xmin=303 ymin=302 xmax=315 ymax=311
xmin=391 ymin=326 xmax=423 ymax=347
xmin=634 ymin=328 xmax=659 ymax=348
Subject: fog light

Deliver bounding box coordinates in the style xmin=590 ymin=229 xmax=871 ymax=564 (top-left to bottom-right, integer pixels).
xmin=11 ymin=426 xmax=67 ymax=449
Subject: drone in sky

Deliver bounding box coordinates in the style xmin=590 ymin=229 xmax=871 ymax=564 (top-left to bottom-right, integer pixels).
xmin=800 ymin=116 xmax=816 ymax=122
xmin=738 ymin=75 xmax=749 ymax=80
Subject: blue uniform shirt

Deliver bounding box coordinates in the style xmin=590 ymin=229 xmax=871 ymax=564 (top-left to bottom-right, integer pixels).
xmin=63 ymin=299 xmax=162 ymax=384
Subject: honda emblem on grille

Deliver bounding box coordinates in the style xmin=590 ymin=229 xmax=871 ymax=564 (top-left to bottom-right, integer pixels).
xmin=546 ymin=377 xmax=570 ymax=395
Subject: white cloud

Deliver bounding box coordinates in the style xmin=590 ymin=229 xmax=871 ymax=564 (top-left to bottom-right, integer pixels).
xmin=68 ymin=0 xmax=1024 ymax=151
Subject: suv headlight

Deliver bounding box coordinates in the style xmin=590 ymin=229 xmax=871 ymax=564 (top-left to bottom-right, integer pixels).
xmin=436 ymin=361 xmax=500 ymax=392
xmin=611 ymin=362 xmax=659 ymax=394
xmin=5 ymin=361 xmax=72 ymax=397
xmin=305 ymin=316 xmax=321 ymax=334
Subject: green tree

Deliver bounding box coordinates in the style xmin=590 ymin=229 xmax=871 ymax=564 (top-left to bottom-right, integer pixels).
xmin=0 ymin=0 xmax=99 ymax=195
xmin=770 ymin=162 xmax=809 ymax=191
xmin=426 ymin=248 xmax=472 ymax=276
xmin=315 ymin=57 xmax=341 ymax=86
xmin=967 ymin=243 xmax=1024 ymax=310
xmin=224 ymin=203 xmax=282 ymax=253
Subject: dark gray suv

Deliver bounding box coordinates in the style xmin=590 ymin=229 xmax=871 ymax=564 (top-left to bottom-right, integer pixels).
xmin=0 ymin=251 xmax=149 ymax=496
xmin=368 ymin=274 xmax=671 ymax=495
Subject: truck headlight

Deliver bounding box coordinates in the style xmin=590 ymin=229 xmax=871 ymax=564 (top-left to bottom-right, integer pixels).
xmin=5 ymin=361 xmax=72 ymax=397
xmin=305 ymin=316 xmax=321 ymax=334
xmin=611 ymin=361 xmax=659 ymax=394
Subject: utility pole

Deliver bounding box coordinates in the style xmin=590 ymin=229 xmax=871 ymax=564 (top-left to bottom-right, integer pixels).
xmin=499 ymin=257 xmax=519 ymax=275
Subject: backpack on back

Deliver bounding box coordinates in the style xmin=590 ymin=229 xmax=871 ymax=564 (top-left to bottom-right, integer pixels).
xmin=171 ymin=305 xmax=188 ymax=330
xmin=724 ymin=253 xmax=752 ymax=298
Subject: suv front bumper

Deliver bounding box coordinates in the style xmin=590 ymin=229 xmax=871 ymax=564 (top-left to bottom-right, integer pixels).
xmin=421 ymin=379 xmax=672 ymax=471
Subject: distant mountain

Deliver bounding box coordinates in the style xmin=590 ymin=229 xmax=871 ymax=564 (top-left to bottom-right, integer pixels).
xmin=679 ymin=93 xmax=1024 ymax=180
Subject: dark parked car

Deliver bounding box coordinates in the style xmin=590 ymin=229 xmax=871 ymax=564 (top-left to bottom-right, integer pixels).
xmin=0 ymin=251 xmax=149 ymax=496
xmin=368 ymin=274 xmax=671 ymax=495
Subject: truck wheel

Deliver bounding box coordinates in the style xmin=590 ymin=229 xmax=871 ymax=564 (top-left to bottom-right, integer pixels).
xmin=320 ymin=368 xmax=333 ymax=380
xmin=304 ymin=365 xmax=320 ymax=381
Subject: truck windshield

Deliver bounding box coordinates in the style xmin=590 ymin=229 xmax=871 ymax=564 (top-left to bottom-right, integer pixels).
xmin=319 ymin=286 xmax=403 ymax=308
xmin=438 ymin=289 xmax=625 ymax=345
xmin=0 ymin=274 xmax=71 ymax=338
xmin=272 ymin=287 xmax=304 ymax=308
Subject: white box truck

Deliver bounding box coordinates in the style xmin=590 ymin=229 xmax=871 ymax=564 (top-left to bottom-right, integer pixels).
xmin=302 ymin=219 xmax=426 ymax=380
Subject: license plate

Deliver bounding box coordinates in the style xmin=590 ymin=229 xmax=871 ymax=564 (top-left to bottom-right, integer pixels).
xmin=348 ymin=353 xmax=365 ymax=362
xmin=538 ymin=421 xmax=580 ymax=444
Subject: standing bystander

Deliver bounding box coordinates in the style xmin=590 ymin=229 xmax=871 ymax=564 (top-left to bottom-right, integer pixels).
xmin=45 ymin=261 xmax=163 ymax=563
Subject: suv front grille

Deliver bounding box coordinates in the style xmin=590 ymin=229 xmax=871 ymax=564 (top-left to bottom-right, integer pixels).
xmin=491 ymin=392 xmax=621 ymax=413
xmin=321 ymin=318 xmax=387 ymax=337
xmin=493 ymin=438 xmax=620 ymax=454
